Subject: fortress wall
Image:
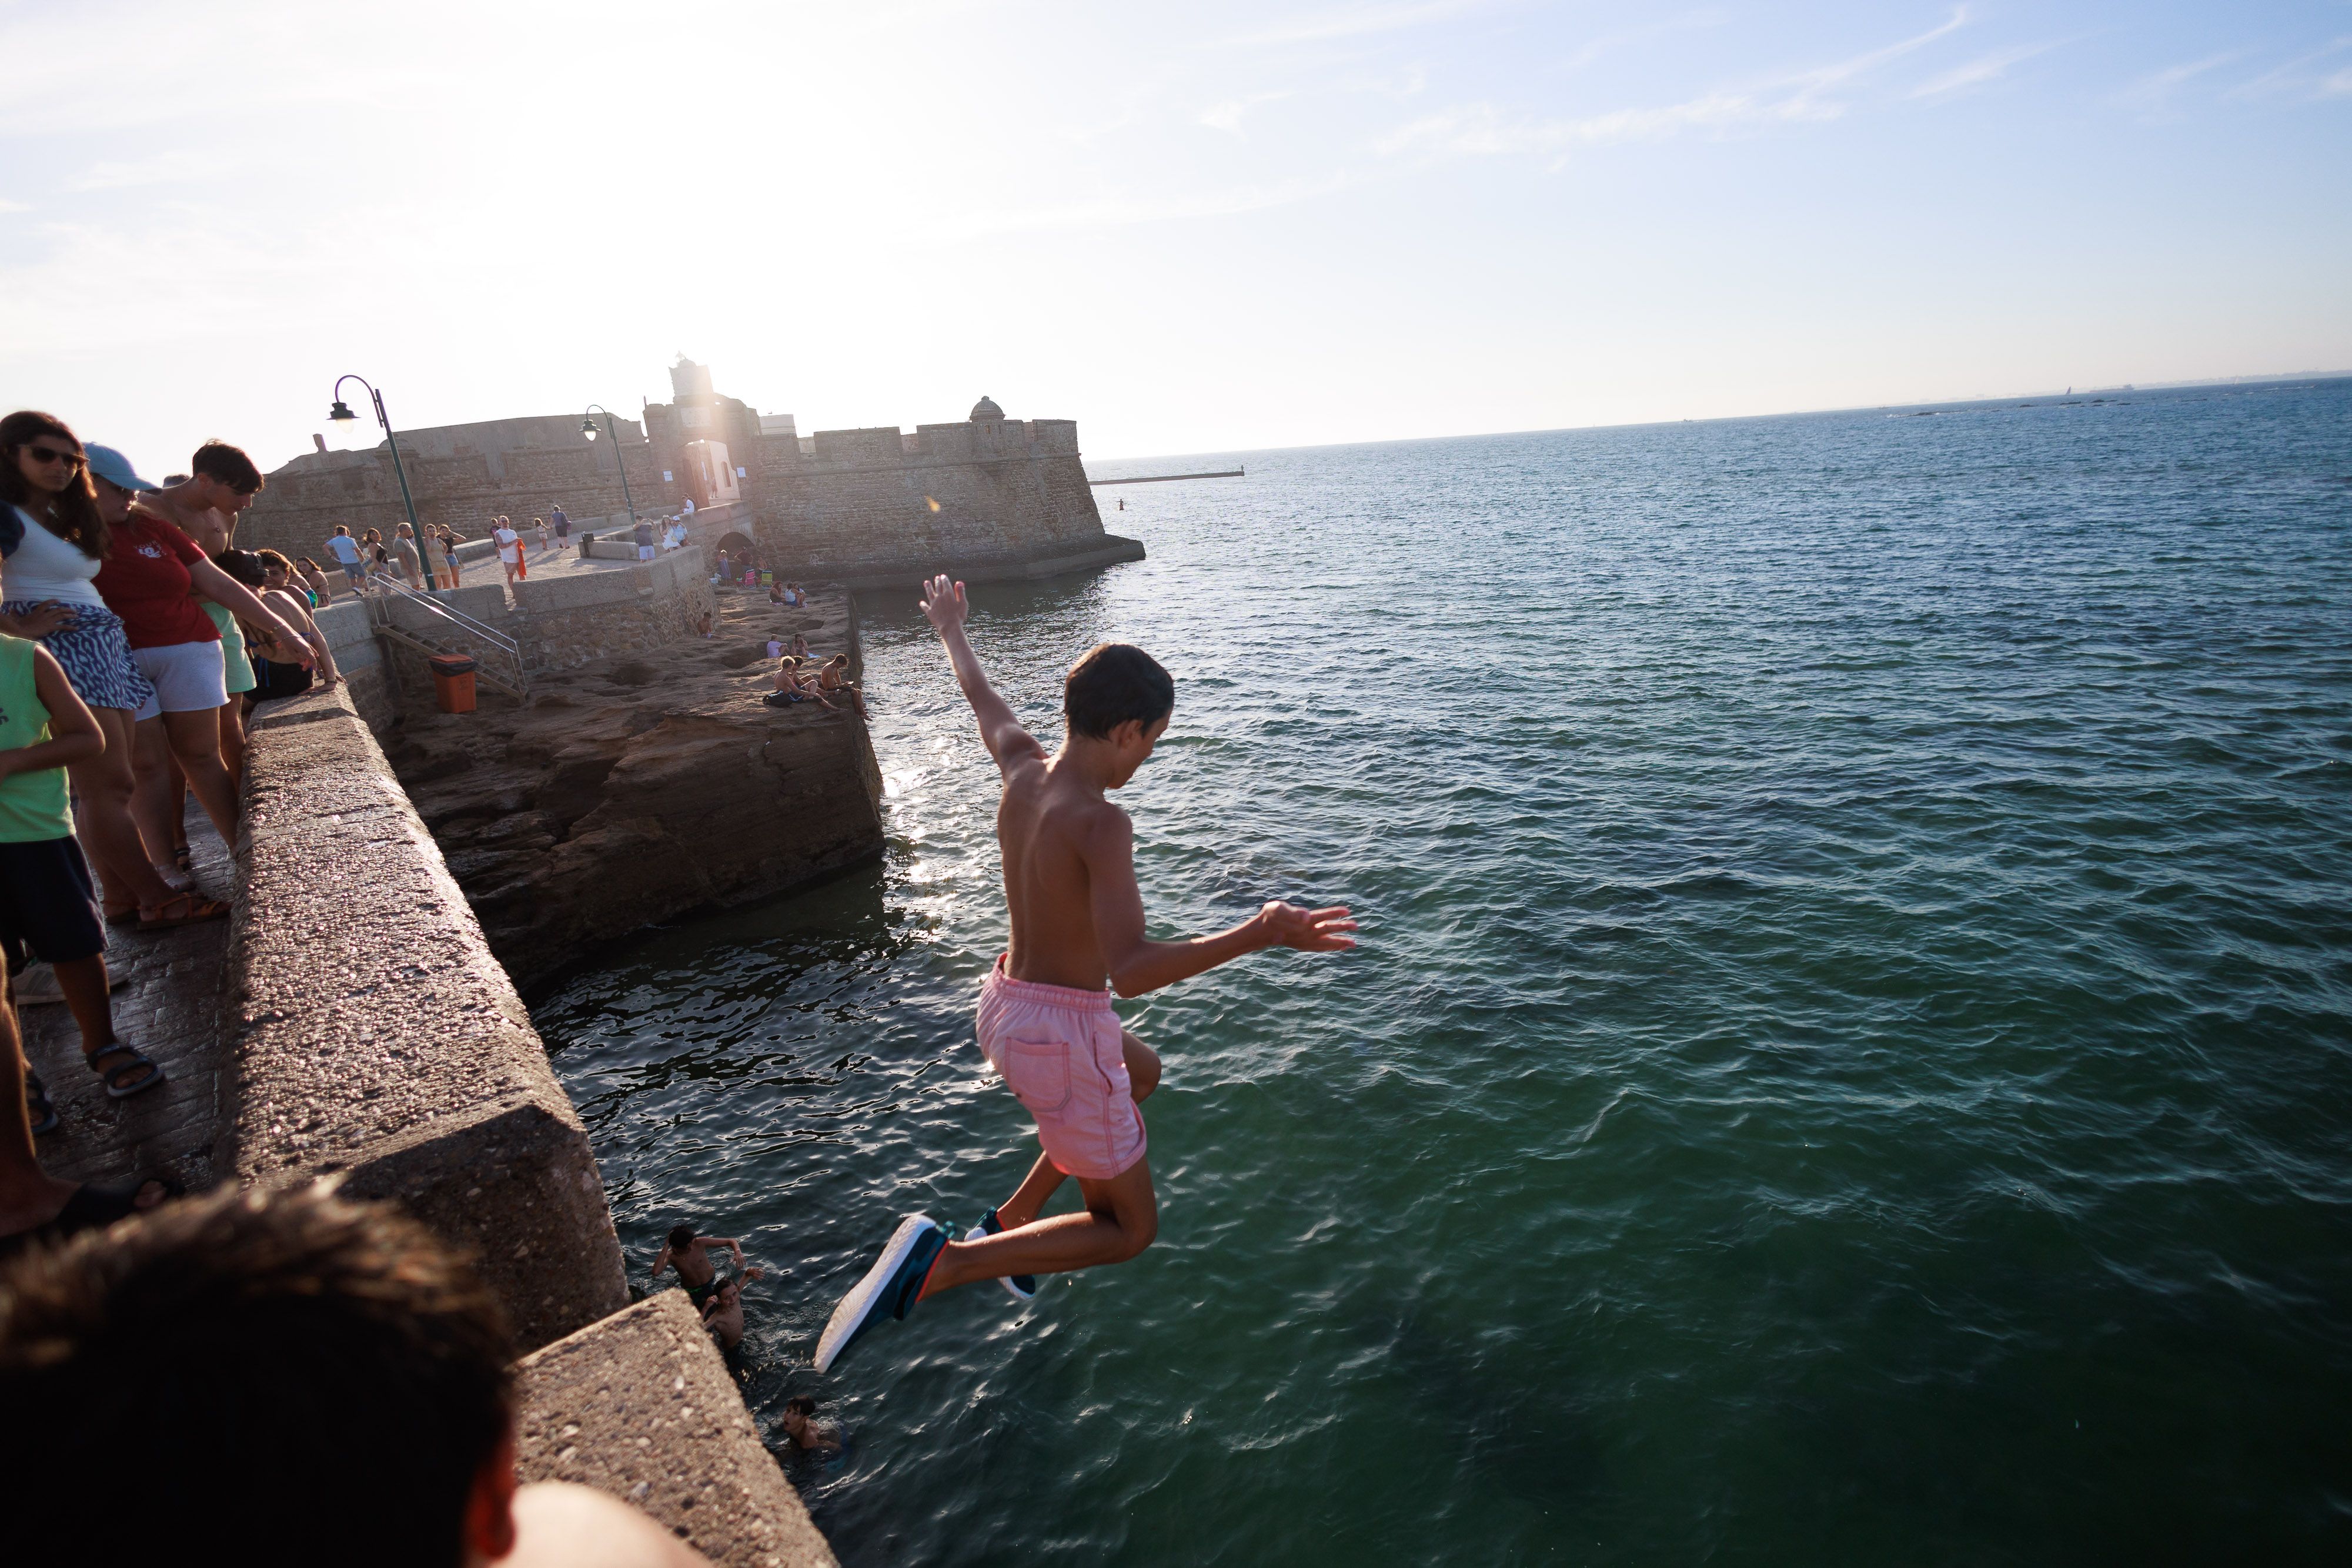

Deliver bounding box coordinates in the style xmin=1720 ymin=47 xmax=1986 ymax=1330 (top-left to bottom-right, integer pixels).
xmin=509 ymin=549 xmax=715 ymax=673
xmin=749 ymin=447 xmax=1107 ymax=573
xmin=238 ymin=443 xmax=676 ymax=562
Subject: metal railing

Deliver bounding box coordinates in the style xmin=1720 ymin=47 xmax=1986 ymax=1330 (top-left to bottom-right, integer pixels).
xmin=365 ymin=577 xmax=529 ymax=698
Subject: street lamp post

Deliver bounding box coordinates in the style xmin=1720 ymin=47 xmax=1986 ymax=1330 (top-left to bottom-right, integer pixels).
xmin=580 ymin=406 xmax=640 ymax=530
xmin=327 ymin=374 xmax=429 ymax=594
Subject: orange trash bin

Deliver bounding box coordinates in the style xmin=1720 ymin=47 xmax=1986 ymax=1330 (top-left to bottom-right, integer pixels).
xmin=428 ymin=653 xmax=477 ymax=713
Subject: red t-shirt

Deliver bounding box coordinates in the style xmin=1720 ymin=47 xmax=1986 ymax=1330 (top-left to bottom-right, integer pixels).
xmin=96 ymin=510 xmax=218 ymax=648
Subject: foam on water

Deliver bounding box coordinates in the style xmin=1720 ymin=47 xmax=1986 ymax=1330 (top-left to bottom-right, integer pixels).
xmin=539 ymin=380 xmax=2352 ymax=1565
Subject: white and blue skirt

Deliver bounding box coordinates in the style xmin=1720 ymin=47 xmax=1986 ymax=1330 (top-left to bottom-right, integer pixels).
xmin=1 ymin=600 xmax=157 ymax=714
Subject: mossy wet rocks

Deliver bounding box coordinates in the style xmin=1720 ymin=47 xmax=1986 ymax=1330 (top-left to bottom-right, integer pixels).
xmin=384 ymin=597 xmax=884 ymax=993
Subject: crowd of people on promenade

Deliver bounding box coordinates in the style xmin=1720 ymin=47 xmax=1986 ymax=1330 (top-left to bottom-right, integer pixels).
xmin=0 ymin=411 xmax=337 ymax=1213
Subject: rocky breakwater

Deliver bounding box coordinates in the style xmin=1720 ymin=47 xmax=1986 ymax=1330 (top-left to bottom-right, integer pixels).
xmin=386 ymin=593 xmax=883 ymax=992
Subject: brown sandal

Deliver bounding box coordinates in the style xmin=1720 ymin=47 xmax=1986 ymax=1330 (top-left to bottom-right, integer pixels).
xmin=137 ymin=892 xmax=231 ymax=931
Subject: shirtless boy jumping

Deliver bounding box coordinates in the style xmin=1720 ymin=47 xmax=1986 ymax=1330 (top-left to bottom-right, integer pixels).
xmin=813 ymin=575 xmax=1355 ymax=1372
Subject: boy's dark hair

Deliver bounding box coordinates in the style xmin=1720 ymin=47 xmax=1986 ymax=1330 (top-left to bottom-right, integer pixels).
xmin=668 ymin=1222 xmax=697 ymax=1250
xmin=191 ymin=439 xmax=264 ymax=495
xmin=1063 ymin=643 xmax=1174 ymax=741
xmin=786 ymin=1395 xmax=816 ymax=1416
xmin=0 ymin=1183 xmax=513 ymax=1567
xmin=214 ymin=546 xmax=268 ymax=586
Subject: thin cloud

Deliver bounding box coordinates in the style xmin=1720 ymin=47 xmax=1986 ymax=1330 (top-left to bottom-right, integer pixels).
xmin=2116 ymin=49 xmax=2250 ymax=108
xmin=2225 ymin=35 xmax=2352 ymax=101
xmin=1912 ymin=41 xmax=2057 ymax=101
xmin=1221 ymin=0 xmax=1491 ymax=49
xmin=935 ymin=172 xmax=1363 ymax=239
xmin=68 ymin=149 xmax=216 ymax=192
xmin=1200 ymin=92 xmax=1292 ymax=135
xmin=0 ymin=198 xmax=29 ymax=213
xmin=1379 ymin=8 xmax=1971 ymax=160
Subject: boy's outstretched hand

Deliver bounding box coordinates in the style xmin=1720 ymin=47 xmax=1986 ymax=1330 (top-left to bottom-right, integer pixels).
xmin=920 ymin=573 xmax=968 ymax=634
xmin=1259 ymin=901 xmax=1358 ymax=952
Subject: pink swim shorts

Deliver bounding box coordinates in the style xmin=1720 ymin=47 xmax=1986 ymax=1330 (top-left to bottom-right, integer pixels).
xmin=975 ymin=955 xmax=1146 ymax=1181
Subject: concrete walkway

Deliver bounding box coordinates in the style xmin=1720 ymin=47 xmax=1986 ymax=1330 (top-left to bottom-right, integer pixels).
xmin=21 ymin=814 xmax=233 ymax=1195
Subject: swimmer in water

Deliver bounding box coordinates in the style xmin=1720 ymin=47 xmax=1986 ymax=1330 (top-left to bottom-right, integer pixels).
xmin=812 ymin=574 xmax=1356 ymax=1371
xmin=700 ymin=1268 xmax=765 ymax=1350
xmin=780 ymin=1396 xmax=841 ymax=1453
xmin=652 ymin=1223 xmax=746 ymax=1309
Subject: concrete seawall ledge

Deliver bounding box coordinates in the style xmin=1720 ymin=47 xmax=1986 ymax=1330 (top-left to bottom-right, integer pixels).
xmin=516 ymin=1292 xmax=837 ymax=1568
xmin=228 ymin=683 xmax=627 ymax=1350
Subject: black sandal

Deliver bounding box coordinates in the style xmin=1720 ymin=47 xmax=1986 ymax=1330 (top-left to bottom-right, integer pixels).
xmin=24 ymin=1066 xmax=58 ymax=1135
xmin=86 ymin=1042 xmax=165 ymax=1099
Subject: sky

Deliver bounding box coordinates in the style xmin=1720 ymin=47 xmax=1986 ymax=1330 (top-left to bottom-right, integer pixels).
xmin=2 ymin=0 xmax=2348 ymax=473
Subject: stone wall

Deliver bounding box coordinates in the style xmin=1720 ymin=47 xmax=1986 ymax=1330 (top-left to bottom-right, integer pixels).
xmin=236 ymin=410 xmax=678 ymax=563
xmin=509 ymin=548 xmax=716 ymax=674
xmin=235 ymin=369 xmax=1136 ymax=590
xmin=228 ymin=685 xmax=631 ymax=1350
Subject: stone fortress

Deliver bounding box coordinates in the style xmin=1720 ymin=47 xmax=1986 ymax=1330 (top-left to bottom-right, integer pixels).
xmin=239 ymin=358 xmax=1144 ymax=587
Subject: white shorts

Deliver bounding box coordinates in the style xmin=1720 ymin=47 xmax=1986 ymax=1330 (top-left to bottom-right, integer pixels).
xmin=637 ymin=545 xmax=656 ymax=560
xmin=132 ymin=638 xmax=228 ymax=720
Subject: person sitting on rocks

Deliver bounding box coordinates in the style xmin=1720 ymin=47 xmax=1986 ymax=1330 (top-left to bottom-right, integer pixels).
xmin=780 ymin=1396 xmax=841 ymax=1455
xmin=699 ymin=1266 xmax=765 ymax=1350
xmin=0 ymin=1182 xmax=715 ymax=1567
xmin=816 ymin=654 xmax=866 ymax=717
xmin=651 ymin=1222 xmax=746 ymax=1308
xmin=764 ymin=657 xmax=838 ymax=713
xmin=789 ymin=633 xmax=810 ymax=663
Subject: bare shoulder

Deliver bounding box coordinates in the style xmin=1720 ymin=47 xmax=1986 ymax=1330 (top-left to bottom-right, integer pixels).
xmin=1070 ymin=797 xmax=1134 ymax=856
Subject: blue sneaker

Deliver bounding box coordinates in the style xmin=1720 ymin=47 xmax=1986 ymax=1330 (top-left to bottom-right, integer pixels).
xmin=972 ymin=1208 xmax=1038 ymax=1301
xmin=813 ymin=1215 xmax=951 ymax=1373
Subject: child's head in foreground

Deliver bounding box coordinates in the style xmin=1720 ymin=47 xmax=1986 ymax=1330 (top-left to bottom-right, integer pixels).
xmin=1064 ymin=643 xmax=1174 ymax=768
xmin=0 ymin=1184 xmax=513 ymax=1566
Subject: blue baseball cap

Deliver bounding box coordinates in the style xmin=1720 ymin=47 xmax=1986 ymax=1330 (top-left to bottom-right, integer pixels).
xmin=84 ymin=444 xmax=159 ymax=492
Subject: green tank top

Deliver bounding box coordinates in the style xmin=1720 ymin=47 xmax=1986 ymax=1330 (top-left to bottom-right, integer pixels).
xmin=0 ymin=634 xmax=72 ymax=842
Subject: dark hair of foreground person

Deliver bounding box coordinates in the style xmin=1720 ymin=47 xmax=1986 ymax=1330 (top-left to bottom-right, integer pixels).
xmin=0 ymin=1183 xmax=512 ymax=1566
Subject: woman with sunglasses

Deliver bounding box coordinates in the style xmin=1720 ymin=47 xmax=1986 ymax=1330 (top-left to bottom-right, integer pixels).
xmin=0 ymin=412 xmax=216 ymax=928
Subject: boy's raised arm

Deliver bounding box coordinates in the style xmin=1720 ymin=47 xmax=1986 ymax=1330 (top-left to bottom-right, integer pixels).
xmin=921 ymin=574 xmax=1044 ymax=770
xmin=1084 ymin=807 xmax=1356 ymax=998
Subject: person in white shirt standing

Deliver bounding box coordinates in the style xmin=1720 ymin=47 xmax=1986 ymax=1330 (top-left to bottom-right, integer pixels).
xmin=493 ymin=516 xmax=523 ymax=587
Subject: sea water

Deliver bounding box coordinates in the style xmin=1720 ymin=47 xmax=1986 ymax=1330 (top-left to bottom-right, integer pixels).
xmin=536 ymin=380 xmax=2352 ymax=1566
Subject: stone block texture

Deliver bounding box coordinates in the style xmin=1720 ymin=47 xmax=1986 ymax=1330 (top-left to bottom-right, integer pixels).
xmin=516 ymin=1291 xmax=837 ymax=1568
xmin=226 ymin=686 xmax=629 ymax=1349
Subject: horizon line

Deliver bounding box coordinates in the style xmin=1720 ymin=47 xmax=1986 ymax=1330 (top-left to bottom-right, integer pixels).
xmin=1085 ymin=369 xmax=2352 ymax=468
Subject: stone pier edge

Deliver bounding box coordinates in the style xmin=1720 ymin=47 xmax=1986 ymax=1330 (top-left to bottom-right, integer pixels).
xmin=228 ymin=681 xmax=836 ymax=1568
